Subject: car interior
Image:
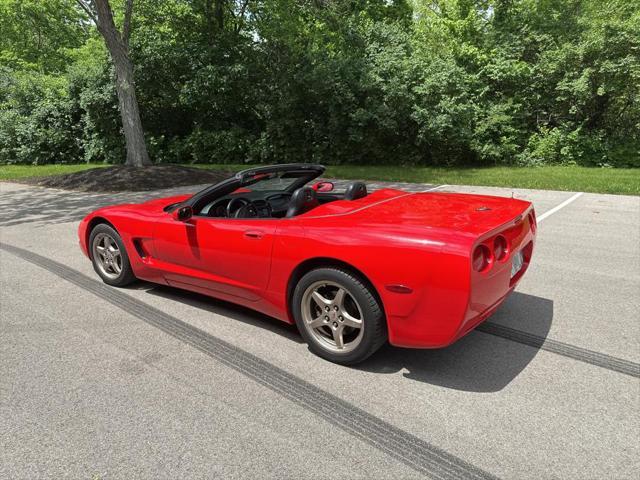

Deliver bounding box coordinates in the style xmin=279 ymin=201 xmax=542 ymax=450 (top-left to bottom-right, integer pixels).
xmin=197 ymin=180 xmax=368 ymax=219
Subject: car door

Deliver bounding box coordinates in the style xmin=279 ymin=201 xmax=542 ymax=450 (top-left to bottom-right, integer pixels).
xmin=151 ymin=214 xmax=278 ymax=302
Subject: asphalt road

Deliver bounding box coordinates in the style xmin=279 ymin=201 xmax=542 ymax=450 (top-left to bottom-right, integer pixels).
xmin=1 ymin=180 xmax=639 ymax=479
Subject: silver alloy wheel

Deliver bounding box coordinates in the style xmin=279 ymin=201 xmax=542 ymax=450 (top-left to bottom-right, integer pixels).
xmin=301 ymin=280 xmax=364 ymax=353
xmin=92 ymin=232 xmax=123 ymax=280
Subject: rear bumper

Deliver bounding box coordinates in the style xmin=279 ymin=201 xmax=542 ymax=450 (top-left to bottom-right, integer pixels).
xmin=386 ymin=288 xmax=515 ymax=349
xmin=450 ymin=287 xmax=513 ymax=343
xmin=387 ymin=207 xmax=535 ymax=349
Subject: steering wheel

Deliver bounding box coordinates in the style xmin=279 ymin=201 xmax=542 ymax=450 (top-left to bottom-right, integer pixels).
xmin=227 ymin=197 xmax=258 ymax=218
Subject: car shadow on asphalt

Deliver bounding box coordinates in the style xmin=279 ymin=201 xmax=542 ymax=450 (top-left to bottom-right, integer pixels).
xmin=140 ymin=284 xmax=551 ymax=392
xmin=141 ymin=284 xmax=304 ymax=344
xmin=358 ymin=292 xmax=554 ymax=392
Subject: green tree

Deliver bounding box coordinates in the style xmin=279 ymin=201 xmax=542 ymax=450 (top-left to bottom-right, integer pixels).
xmin=0 ymin=0 xmax=87 ymax=72
xmin=1 ymin=0 xmax=638 ymax=167
xmin=76 ymin=0 xmax=151 ymax=166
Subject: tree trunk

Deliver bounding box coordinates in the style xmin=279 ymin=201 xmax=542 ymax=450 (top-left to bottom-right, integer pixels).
xmin=111 ymin=46 xmax=151 ymax=167
xmin=214 ymin=0 xmax=224 ymax=31
xmin=92 ymin=0 xmax=151 ymax=167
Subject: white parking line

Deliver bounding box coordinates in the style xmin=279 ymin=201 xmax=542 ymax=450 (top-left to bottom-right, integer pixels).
xmin=537 ymin=192 xmax=584 ymax=223
xmin=423 ymin=184 xmax=449 ymax=192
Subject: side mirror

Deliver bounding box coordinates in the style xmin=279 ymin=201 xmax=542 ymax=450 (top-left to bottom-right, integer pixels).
xmin=172 ymin=205 xmax=193 ymax=222
xmin=312 ymin=181 xmax=335 ymax=193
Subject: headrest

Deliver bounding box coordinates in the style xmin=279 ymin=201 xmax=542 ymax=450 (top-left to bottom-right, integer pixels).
xmin=286 ymin=187 xmax=319 ymax=217
xmin=344 ymin=181 xmax=368 ymax=200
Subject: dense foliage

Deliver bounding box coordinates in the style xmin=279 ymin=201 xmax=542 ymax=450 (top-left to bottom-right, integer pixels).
xmin=1 ymin=0 xmax=638 ymax=167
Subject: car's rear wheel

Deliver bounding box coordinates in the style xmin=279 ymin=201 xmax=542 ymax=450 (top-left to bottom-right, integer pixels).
xmin=89 ymin=224 xmax=136 ymax=287
xmin=292 ymin=267 xmax=386 ymax=365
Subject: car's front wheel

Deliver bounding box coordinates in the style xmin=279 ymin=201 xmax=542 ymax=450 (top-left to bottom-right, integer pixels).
xmin=89 ymin=223 xmax=136 ymax=287
xmin=292 ymin=267 xmax=387 ymax=365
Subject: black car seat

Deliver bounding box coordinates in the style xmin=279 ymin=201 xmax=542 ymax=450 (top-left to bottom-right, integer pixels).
xmin=286 ymin=187 xmax=320 ymax=217
xmin=344 ymin=181 xmax=368 ymax=200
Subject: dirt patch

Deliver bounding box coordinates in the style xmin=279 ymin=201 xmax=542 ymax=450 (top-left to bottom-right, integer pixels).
xmin=17 ymin=165 xmax=232 ymax=192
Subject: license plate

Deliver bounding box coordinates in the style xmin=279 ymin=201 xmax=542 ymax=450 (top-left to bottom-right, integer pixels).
xmin=511 ymin=251 xmax=524 ymax=278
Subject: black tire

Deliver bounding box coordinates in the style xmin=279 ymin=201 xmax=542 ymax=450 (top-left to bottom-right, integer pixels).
xmin=292 ymin=267 xmax=387 ymax=365
xmin=89 ymin=223 xmax=136 ymax=287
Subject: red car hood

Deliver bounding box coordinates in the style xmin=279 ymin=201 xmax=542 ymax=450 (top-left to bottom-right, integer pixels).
xmin=141 ymin=194 xmax=192 ymax=209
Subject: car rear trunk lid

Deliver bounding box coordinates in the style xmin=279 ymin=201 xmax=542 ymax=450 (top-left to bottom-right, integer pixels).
xmin=354 ymin=191 xmax=533 ymax=238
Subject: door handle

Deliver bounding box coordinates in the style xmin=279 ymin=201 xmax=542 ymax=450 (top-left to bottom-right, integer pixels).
xmin=244 ymin=230 xmax=263 ymax=239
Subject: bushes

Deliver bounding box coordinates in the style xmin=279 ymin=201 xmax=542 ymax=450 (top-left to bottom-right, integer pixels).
xmin=0 ymin=0 xmax=638 ymax=167
xmin=0 ymin=70 xmax=81 ymax=164
xmin=0 ymin=64 xmax=124 ymax=165
xmin=521 ymin=128 xmax=639 ymax=167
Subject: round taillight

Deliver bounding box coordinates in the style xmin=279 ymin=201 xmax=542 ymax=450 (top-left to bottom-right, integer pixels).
xmin=472 ymin=244 xmax=492 ymax=272
xmin=493 ymin=235 xmax=508 ymax=261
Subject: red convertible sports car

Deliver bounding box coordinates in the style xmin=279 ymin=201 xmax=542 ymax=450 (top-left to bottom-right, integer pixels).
xmin=79 ymin=163 xmax=536 ymax=364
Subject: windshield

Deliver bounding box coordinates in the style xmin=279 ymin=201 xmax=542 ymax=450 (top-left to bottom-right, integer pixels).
xmin=244 ymin=171 xmax=312 ymax=192
xmin=184 ymin=164 xmax=325 ymax=213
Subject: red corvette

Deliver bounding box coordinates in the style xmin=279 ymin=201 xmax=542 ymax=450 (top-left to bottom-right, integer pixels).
xmin=79 ymin=164 xmax=536 ymax=364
